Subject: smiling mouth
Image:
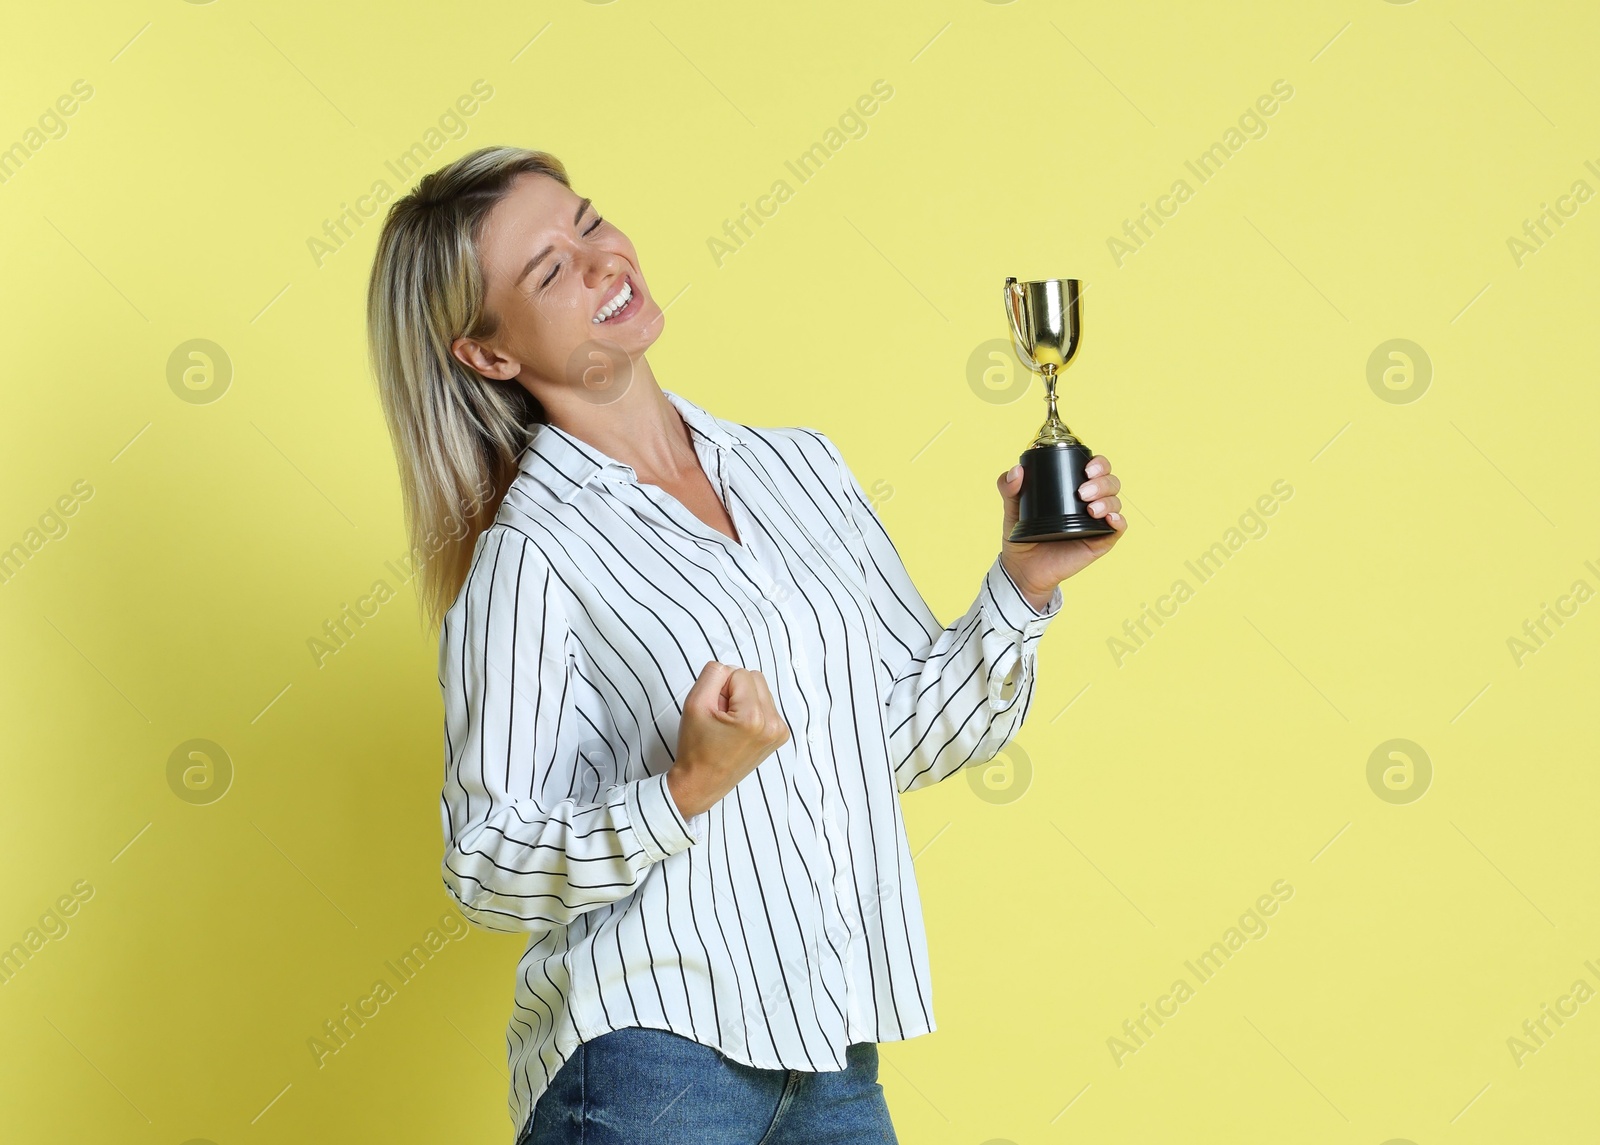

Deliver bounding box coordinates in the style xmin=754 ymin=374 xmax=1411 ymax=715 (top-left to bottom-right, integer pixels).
xmin=593 ymin=277 xmax=637 ymax=324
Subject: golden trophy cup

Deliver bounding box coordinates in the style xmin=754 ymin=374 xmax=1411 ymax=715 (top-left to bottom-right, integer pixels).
xmin=1003 ymin=277 xmax=1115 ymax=541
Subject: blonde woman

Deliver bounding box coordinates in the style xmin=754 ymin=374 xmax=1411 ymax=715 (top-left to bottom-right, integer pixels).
xmin=366 ymin=146 xmax=1126 ymax=1145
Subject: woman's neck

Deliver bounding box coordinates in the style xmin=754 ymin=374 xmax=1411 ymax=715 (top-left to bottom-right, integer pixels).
xmin=540 ymin=363 xmax=696 ymax=484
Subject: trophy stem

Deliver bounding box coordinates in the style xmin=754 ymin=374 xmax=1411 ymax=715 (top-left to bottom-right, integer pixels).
xmin=1031 ymin=366 xmax=1079 ymax=447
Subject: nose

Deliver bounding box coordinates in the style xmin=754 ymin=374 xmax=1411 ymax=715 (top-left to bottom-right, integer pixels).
xmin=582 ymin=245 xmax=626 ymax=288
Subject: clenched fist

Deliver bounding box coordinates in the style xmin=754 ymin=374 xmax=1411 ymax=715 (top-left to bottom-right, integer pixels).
xmin=666 ymin=661 xmax=791 ymax=820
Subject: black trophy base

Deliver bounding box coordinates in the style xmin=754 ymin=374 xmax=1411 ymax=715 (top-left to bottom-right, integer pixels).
xmin=1011 ymin=512 xmax=1116 ymax=542
xmin=1008 ymin=441 xmax=1116 ymax=543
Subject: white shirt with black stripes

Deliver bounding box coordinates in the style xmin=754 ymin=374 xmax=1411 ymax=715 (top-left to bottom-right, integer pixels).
xmin=438 ymin=388 xmax=1063 ymax=1138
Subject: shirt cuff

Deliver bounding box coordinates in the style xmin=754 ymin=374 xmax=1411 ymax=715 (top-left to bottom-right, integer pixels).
xmin=984 ymin=554 xmax=1063 ymax=638
xmin=622 ymin=771 xmax=701 ymax=864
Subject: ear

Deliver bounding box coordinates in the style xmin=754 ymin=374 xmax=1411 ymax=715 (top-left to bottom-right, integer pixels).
xmin=450 ymin=335 xmax=522 ymax=382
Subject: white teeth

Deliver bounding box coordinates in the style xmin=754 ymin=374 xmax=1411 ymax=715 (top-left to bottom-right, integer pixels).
xmin=593 ymin=280 xmax=633 ymax=323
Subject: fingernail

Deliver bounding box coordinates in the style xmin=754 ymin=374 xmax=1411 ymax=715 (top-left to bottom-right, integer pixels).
xmin=1009 ymin=465 xmax=1022 ymax=479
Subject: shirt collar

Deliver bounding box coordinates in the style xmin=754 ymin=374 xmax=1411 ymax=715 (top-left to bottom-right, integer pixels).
xmin=517 ymin=389 xmax=746 ymax=505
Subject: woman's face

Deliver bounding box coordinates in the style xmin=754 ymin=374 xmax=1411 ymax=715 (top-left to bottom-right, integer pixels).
xmin=456 ymin=172 xmax=664 ymax=397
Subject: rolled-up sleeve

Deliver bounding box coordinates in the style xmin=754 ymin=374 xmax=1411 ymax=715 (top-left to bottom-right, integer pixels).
xmin=439 ymin=526 xmax=700 ymax=934
xmin=815 ymin=433 xmax=1063 ymax=794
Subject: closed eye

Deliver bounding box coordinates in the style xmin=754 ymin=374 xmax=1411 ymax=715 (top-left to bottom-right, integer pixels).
xmin=538 ymin=215 xmax=606 ymax=292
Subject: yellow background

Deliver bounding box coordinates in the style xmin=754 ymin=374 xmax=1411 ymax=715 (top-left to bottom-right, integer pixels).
xmin=2 ymin=1 xmax=1597 ymax=1142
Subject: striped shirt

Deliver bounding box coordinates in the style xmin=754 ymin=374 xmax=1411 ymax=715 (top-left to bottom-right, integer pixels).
xmin=438 ymin=388 xmax=1063 ymax=1137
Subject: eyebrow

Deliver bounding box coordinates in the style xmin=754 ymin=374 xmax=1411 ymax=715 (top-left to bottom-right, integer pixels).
xmin=513 ymin=197 xmax=593 ymax=288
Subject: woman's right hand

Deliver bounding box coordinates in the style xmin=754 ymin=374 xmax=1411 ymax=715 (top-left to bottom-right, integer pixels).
xmin=666 ymin=661 xmax=791 ymax=820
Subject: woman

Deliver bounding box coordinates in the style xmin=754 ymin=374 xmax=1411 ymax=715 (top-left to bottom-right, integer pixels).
xmin=366 ymin=146 xmax=1125 ymax=1145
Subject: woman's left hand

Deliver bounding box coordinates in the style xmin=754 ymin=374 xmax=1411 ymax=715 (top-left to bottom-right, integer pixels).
xmin=996 ymin=454 xmax=1128 ymax=611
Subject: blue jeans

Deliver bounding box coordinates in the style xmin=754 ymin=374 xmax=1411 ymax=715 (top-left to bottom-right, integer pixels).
xmin=516 ymin=1026 xmax=899 ymax=1144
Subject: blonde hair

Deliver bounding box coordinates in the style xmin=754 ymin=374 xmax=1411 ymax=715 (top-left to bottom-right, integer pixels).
xmin=366 ymin=146 xmax=569 ymax=632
